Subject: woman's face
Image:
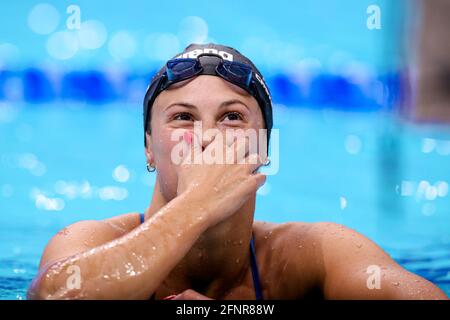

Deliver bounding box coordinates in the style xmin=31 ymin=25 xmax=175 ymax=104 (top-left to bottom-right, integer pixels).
xmin=145 ymin=75 xmax=265 ymax=201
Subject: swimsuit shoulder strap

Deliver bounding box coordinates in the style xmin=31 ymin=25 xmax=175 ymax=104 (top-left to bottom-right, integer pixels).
xmin=250 ymin=232 xmax=264 ymax=300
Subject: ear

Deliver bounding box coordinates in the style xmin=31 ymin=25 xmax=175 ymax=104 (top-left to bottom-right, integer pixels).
xmin=144 ymin=132 xmax=154 ymax=166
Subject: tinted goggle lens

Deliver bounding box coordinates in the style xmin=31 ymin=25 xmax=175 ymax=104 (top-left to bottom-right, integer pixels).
xmin=216 ymin=61 xmax=252 ymax=87
xmin=166 ymin=58 xmax=202 ymax=81
xmin=165 ymin=57 xmax=253 ymax=90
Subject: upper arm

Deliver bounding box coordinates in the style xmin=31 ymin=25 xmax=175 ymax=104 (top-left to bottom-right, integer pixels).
xmin=311 ymin=222 xmax=448 ymax=300
xmin=38 ymin=220 xmax=125 ymax=271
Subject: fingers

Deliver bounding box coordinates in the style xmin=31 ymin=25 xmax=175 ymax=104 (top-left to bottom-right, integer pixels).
xmin=201 ymin=131 xmax=249 ymax=164
xmin=252 ymin=173 xmax=267 ymax=189
xmin=243 ymin=153 xmax=265 ymax=173
xmin=182 ymin=130 xmax=263 ymax=166
xmin=181 ymin=131 xmax=202 ymax=165
xmin=238 ymin=173 xmax=266 ymax=195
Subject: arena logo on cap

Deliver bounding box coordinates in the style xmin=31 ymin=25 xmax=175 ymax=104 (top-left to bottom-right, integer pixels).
xmin=176 ymin=48 xmax=234 ymax=61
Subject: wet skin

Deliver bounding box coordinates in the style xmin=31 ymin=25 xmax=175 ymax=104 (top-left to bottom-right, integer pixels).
xmin=28 ymin=76 xmax=448 ymax=300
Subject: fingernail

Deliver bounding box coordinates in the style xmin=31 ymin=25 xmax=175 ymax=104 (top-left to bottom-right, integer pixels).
xmin=183 ymin=131 xmax=192 ymax=144
xmin=163 ymin=294 xmax=177 ymax=300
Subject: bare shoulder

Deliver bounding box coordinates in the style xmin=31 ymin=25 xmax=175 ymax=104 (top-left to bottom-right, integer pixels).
xmin=251 ymin=220 xmax=385 ymax=298
xmin=306 ymin=222 xmax=395 ymax=263
xmin=256 ymin=221 xmax=394 ymax=268
xmin=252 ymin=220 xmax=320 ymax=273
xmin=39 ymin=212 xmax=142 ymax=270
xmin=252 ymin=220 xmax=374 ymax=254
xmin=252 ymin=221 xmax=323 ymax=298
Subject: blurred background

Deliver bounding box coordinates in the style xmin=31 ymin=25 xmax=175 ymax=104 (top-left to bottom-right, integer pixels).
xmin=0 ymin=0 xmax=449 ymax=299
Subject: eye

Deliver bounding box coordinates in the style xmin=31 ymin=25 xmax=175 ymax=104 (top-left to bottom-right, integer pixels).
xmin=173 ymin=112 xmax=193 ymax=121
xmin=222 ymin=112 xmax=243 ymax=121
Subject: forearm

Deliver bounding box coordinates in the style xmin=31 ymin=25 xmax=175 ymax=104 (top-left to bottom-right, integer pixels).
xmin=28 ymin=191 xmax=211 ymax=299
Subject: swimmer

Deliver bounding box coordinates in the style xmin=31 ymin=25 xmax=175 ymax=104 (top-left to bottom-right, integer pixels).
xmin=28 ymin=44 xmax=448 ymax=300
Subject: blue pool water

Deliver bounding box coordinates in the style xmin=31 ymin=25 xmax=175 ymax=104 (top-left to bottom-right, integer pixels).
xmin=0 ymin=103 xmax=449 ymax=299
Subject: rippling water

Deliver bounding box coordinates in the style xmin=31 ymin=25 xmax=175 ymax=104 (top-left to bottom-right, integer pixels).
xmin=1 ymin=103 xmax=449 ymax=299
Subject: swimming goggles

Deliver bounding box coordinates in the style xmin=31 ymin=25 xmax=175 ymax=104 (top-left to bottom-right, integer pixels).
xmin=143 ymin=53 xmax=273 ymax=146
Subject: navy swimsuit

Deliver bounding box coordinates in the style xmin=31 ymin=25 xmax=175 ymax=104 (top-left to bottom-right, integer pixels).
xmin=139 ymin=213 xmax=263 ymax=300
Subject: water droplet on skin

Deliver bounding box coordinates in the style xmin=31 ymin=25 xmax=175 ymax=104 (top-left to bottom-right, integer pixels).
xmin=152 ymin=246 xmax=156 ymax=251
xmin=213 ymin=186 xmax=219 ymax=192
xmin=392 ymin=282 xmax=400 ymax=287
xmin=235 ymin=258 xmax=240 ymax=264
xmin=298 ymin=245 xmax=303 ymax=249
xmin=264 ymin=231 xmax=273 ymax=240
xmin=239 ymin=240 xmax=243 ymax=245
xmin=58 ymin=228 xmax=69 ymax=236
xmin=198 ymin=252 xmax=203 ymax=258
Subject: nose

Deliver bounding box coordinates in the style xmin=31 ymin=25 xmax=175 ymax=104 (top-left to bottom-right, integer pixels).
xmin=192 ymin=120 xmax=221 ymax=152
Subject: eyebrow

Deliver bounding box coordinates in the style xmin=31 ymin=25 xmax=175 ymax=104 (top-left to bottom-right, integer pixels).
xmin=164 ymin=99 xmax=250 ymax=112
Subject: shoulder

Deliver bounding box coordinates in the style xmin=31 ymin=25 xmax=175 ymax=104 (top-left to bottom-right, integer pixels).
xmin=252 ymin=220 xmax=319 ymax=269
xmin=305 ymin=222 xmax=393 ymax=262
xmin=252 ymin=222 xmax=376 ymax=284
xmin=39 ymin=212 xmax=142 ymax=270
xmin=254 ymin=221 xmax=390 ymax=263
xmin=281 ymin=221 xmax=395 ymax=284
xmin=252 ymin=221 xmax=325 ymax=298
xmin=252 ymin=221 xmax=333 ymax=265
